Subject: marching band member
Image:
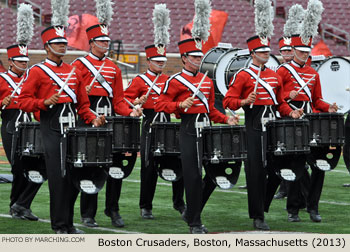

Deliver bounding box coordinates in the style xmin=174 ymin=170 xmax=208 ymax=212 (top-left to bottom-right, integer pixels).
xmin=155 ymin=0 xmax=238 ymax=234
xmin=276 ymin=0 xmax=337 ymax=223
xmin=18 ymin=2 xmax=104 ymax=234
xmin=274 ymin=4 xmax=306 ymax=201
xmin=223 ymin=0 xmax=303 ymax=231
xmin=124 ymin=4 xmax=185 ymax=220
xmin=72 ymin=0 xmax=141 ymax=229
xmin=0 ymin=4 xmax=42 ymax=221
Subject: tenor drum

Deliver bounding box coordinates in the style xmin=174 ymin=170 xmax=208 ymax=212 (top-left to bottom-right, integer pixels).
xmin=66 ymin=127 xmax=113 ymax=167
xmin=304 ymin=112 xmax=344 ymax=147
xmin=267 ymin=119 xmax=310 ymax=155
xmin=315 ymin=57 xmax=350 ymax=113
xmin=105 ymin=116 xmax=141 ymax=153
xmin=17 ymin=122 xmax=45 ymax=157
xmin=151 ymin=122 xmax=181 ymax=156
xmin=202 ymin=125 xmax=247 ymax=163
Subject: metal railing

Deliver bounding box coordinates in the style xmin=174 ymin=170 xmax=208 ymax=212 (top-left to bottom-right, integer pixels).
xmin=321 ymin=23 xmax=350 ymax=52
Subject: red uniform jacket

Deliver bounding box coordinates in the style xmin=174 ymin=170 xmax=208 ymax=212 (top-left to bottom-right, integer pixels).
xmin=0 ymin=70 xmax=23 ymax=110
xmin=124 ymin=69 xmax=168 ymax=109
xmin=223 ymin=64 xmax=292 ymax=117
xmin=18 ymin=58 xmax=96 ymax=124
xmin=72 ymin=53 xmax=132 ymax=116
xmin=277 ymin=60 xmax=329 ymax=112
xmin=155 ymin=69 xmax=228 ymax=124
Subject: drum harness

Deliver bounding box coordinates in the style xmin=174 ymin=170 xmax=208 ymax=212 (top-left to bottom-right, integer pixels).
xmin=11 ymin=111 xmax=32 ymax=164
xmin=260 ymin=105 xmax=278 ymax=167
xmin=151 ymin=112 xmax=169 ymax=157
xmin=195 ymin=113 xmax=211 ymax=170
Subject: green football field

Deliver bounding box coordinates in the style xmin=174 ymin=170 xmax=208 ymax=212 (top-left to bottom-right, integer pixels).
xmin=0 ymin=155 xmax=349 ymax=234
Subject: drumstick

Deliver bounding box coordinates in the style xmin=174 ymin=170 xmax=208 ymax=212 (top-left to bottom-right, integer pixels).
xmin=250 ymin=65 xmax=262 ymax=109
xmin=49 ymin=66 xmax=76 ymax=109
xmin=90 ymin=109 xmax=108 ymax=123
xmin=124 ymin=97 xmax=145 ymax=117
xmin=2 ymin=77 xmax=25 ymax=109
xmin=288 ymin=102 xmax=299 ymax=110
xmin=227 ymin=107 xmax=236 ymax=116
xmin=286 ymin=75 xmax=315 ymax=103
xmin=184 ymin=70 xmax=208 ymax=112
xmin=320 ymin=99 xmax=342 ymax=110
xmin=89 ymin=62 xmax=106 ymax=89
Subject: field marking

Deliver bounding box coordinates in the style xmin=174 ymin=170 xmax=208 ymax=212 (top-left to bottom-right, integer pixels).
xmin=0 ymin=214 xmax=143 ymax=234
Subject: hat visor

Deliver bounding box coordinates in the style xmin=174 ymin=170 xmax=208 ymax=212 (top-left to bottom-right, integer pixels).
xmin=94 ymin=36 xmax=111 ymax=41
xmin=11 ymin=56 xmax=29 ymax=62
xmin=150 ymin=57 xmax=167 ymax=62
xmin=49 ymin=38 xmax=68 ymax=44
xmin=254 ymin=47 xmax=271 ymax=52
xmin=294 ymin=46 xmax=311 ymax=52
xmin=187 ymin=51 xmax=204 ymax=57
xmin=280 ymin=46 xmax=292 ymax=51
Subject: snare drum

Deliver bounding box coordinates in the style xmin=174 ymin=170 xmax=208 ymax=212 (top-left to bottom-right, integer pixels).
xmin=267 ymin=119 xmax=310 ymax=155
xmin=202 ymin=125 xmax=247 ymax=163
xmin=304 ymin=112 xmax=345 ymax=146
xmin=17 ymin=122 xmax=45 ymax=157
xmin=66 ymin=127 xmax=113 ymax=167
xmin=105 ymin=116 xmax=140 ymax=153
xmin=151 ymin=122 xmax=181 ymax=156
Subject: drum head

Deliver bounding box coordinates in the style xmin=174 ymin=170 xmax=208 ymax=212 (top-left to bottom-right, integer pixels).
xmin=316 ymin=57 xmax=350 ymax=113
xmin=71 ymin=167 xmax=108 ymax=194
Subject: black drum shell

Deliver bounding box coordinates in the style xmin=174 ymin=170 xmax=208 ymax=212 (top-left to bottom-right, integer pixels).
xmin=66 ymin=127 xmax=113 ymax=167
xmin=267 ymin=119 xmax=310 ymax=155
xmin=304 ymin=112 xmax=345 ymax=146
xmin=17 ymin=122 xmax=45 ymax=157
xmin=151 ymin=122 xmax=181 ymax=155
xmin=202 ymin=125 xmax=247 ymax=162
xmin=105 ymin=116 xmax=141 ymax=153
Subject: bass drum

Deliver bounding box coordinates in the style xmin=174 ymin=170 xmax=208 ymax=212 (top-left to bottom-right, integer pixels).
xmin=224 ymin=53 xmax=280 ymax=96
xmin=200 ymin=46 xmax=241 ymax=97
xmin=315 ymin=56 xmax=350 ymax=114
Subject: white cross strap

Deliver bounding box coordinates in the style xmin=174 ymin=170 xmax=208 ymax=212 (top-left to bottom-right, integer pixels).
xmin=175 ymin=75 xmax=209 ymax=112
xmin=37 ymin=64 xmax=77 ymax=103
xmin=244 ymin=68 xmax=278 ymax=105
xmin=0 ymin=73 xmax=22 ymax=95
xmin=282 ymin=64 xmax=312 ymax=102
xmin=138 ymin=74 xmax=162 ymax=95
xmin=79 ymin=57 xmax=113 ymax=98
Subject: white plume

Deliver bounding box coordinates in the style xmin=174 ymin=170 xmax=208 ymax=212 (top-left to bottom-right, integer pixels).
xmin=95 ymin=0 xmax=113 ymax=25
xmin=283 ymin=4 xmax=305 ymax=37
xmin=153 ymin=4 xmax=171 ymax=46
xmin=16 ymin=3 xmax=34 ymax=45
xmin=254 ymin=0 xmax=274 ymax=38
xmin=192 ymin=0 xmax=211 ymax=42
xmin=51 ymin=0 xmax=70 ymax=26
xmin=301 ymin=0 xmax=324 ymax=44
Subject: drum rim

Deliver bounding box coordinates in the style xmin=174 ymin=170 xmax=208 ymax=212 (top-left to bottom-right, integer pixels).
xmin=314 ymin=56 xmax=350 ymax=71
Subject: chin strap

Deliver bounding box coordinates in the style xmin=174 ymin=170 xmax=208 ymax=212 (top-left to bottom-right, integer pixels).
xmin=150 ymin=60 xmax=166 ymax=70
xmin=186 ymin=55 xmax=201 ymax=68
xmin=294 ymin=51 xmax=308 ymax=64
xmin=253 ymin=51 xmax=269 ymax=63
xmin=93 ymin=40 xmax=110 ymax=51
xmin=11 ymin=60 xmax=27 ymax=72
xmin=48 ymin=43 xmax=67 ymax=56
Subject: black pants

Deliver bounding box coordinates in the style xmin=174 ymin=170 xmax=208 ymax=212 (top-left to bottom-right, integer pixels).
xmin=179 ymin=113 xmax=216 ymax=227
xmin=139 ymin=109 xmax=184 ymax=210
xmin=80 ymin=153 xmax=123 ymax=218
xmin=40 ymin=107 xmax=80 ymax=231
xmin=1 ymin=110 xmax=42 ymax=209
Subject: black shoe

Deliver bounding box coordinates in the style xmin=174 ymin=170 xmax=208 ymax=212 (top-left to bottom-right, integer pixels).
xmin=54 ymin=229 xmax=68 ymax=234
xmin=107 ymin=211 xmax=125 ymax=227
xmin=181 ymin=209 xmax=188 ymax=223
xmin=253 ymin=219 xmax=270 ymax=230
xmin=309 ymin=210 xmax=321 ymax=222
xmin=174 ymin=205 xmax=186 ymax=215
xmin=288 ymin=213 xmax=301 ymax=222
xmin=11 ymin=203 xmax=38 ymax=221
xmin=81 ymin=217 xmax=98 ymax=227
xmin=190 ymin=225 xmax=208 ymax=234
xmin=274 ymin=192 xmax=287 ymax=200
xmin=343 ymin=183 xmax=350 ymax=187
xmin=67 ymin=227 xmax=85 ymax=234
xmin=140 ymin=208 xmax=154 ymax=219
